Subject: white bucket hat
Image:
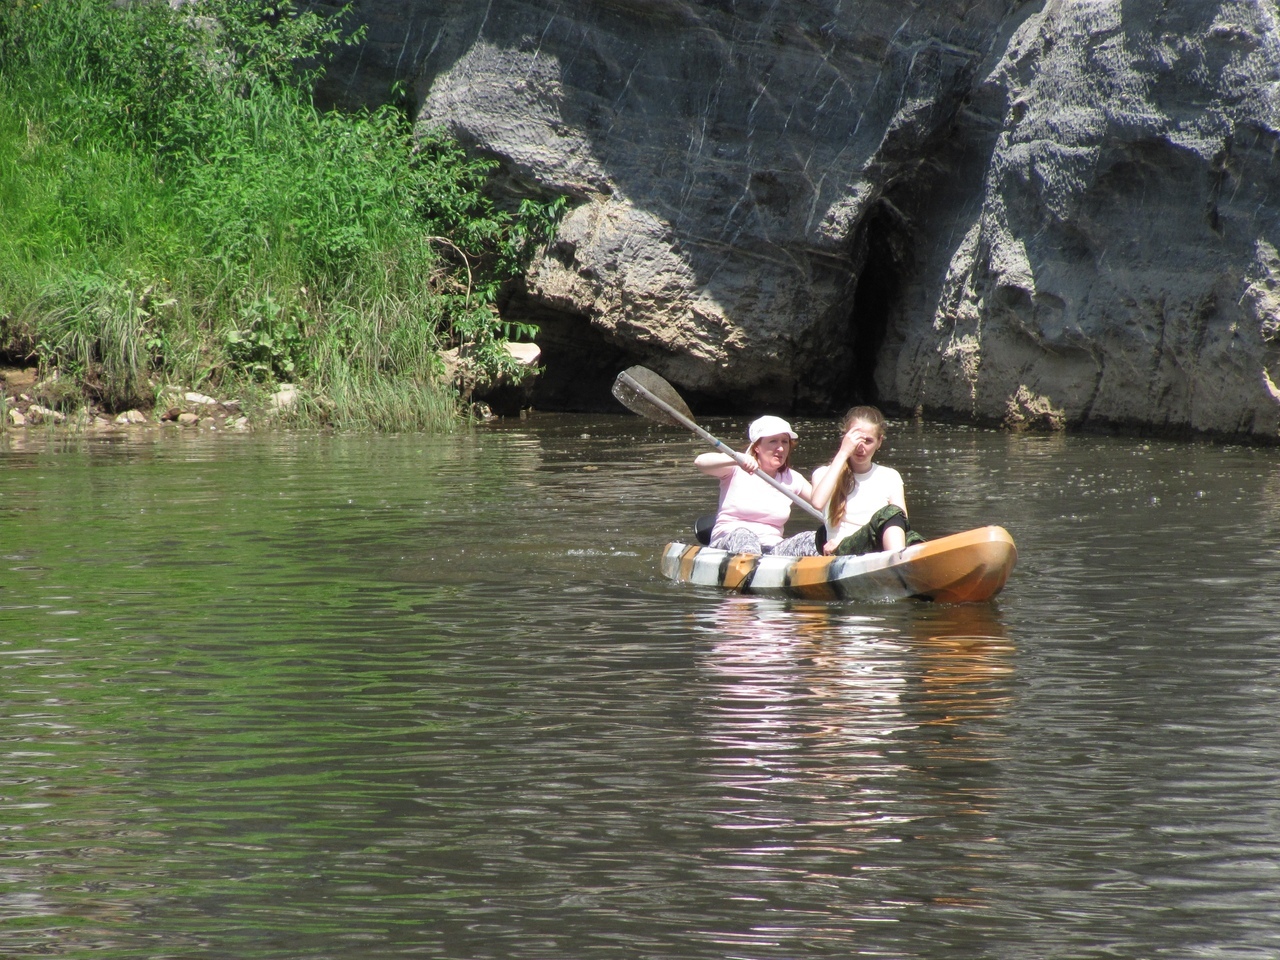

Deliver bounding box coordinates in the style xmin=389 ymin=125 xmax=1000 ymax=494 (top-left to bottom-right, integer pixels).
xmin=748 ymin=415 xmax=798 ymax=443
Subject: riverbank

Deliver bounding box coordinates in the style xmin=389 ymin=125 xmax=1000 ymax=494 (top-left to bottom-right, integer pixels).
xmin=2 ymin=363 xmax=263 ymax=432
xmin=0 ymin=0 xmax=557 ymax=433
xmin=2 ymin=340 xmax=542 ymax=433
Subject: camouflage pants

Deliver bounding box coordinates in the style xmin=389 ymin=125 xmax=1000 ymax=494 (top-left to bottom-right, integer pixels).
xmin=711 ymin=528 xmax=819 ymax=556
xmin=829 ymin=505 xmax=925 ymax=556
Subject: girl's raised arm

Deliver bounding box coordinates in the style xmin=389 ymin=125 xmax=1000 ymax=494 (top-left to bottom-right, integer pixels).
xmin=809 ymin=431 xmax=859 ymax=510
xmin=695 ymin=451 xmax=738 ymax=477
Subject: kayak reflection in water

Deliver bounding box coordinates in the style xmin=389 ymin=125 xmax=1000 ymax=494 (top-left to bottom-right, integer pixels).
xmin=809 ymin=405 xmax=926 ymax=556
xmin=695 ymin=415 xmax=818 ymax=556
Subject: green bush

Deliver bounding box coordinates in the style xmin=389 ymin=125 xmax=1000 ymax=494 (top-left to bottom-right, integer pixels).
xmin=0 ymin=0 xmax=562 ymax=429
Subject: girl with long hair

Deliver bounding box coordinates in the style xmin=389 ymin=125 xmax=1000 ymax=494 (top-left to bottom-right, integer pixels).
xmin=809 ymin=406 xmax=923 ymax=555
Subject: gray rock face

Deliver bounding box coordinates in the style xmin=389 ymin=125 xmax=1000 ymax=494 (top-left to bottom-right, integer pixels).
xmin=885 ymin=0 xmax=1280 ymax=437
xmin=320 ymin=0 xmax=1016 ymax=410
xmin=320 ymin=0 xmax=1280 ymax=436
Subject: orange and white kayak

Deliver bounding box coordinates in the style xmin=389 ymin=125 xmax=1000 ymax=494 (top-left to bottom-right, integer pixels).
xmin=660 ymin=526 xmax=1017 ymax=603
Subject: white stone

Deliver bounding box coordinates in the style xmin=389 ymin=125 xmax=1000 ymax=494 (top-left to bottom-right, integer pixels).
xmin=504 ymin=341 xmax=541 ymax=366
xmin=270 ymin=384 xmax=299 ymax=410
xmin=8 ymin=408 xmax=26 ymax=426
xmin=116 ymin=409 xmax=147 ymax=424
xmin=27 ymin=404 xmax=65 ymax=424
xmin=177 ymin=412 xmax=200 ymax=425
xmin=185 ymin=392 xmax=218 ymax=405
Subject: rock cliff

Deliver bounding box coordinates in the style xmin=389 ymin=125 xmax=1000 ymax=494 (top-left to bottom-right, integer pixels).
xmin=319 ymin=0 xmax=1280 ymax=437
xmin=886 ymin=0 xmax=1280 ymax=437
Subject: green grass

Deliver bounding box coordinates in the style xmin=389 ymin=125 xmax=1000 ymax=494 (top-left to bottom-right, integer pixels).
xmin=0 ymin=0 xmax=559 ymax=430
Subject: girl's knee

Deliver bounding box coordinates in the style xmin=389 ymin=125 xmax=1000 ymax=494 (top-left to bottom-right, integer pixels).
xmin=881 ymin=524 xmax=907 ymax=551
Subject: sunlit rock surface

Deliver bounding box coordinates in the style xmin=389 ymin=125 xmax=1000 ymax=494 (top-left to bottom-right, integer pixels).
xmin=321 ymin=0 xmax=1280 ymax=436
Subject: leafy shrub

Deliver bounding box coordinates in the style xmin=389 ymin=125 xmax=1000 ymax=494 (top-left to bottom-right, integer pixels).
xmin=224 ymin=292 xmax=311 ymax=382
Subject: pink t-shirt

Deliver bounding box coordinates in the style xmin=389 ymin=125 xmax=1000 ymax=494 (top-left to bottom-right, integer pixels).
xmin=711 ymin=466 xmax=812 ymax=547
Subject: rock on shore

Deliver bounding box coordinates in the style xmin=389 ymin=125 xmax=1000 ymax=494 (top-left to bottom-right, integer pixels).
xmin=1 ymin=369 xmax=250 ymax=432
xmin=320 ymin=0 xmax=1280 ymax=437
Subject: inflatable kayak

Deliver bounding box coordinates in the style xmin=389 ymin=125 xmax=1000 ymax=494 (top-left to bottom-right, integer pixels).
xmin=660 ymin=526 xmax=1017 ymax=603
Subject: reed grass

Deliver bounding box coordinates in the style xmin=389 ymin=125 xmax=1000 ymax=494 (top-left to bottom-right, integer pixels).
xmin=0 ymin=0 xmax=558 ymax=431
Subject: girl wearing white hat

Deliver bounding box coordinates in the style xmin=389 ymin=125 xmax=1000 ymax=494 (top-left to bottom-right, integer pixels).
xmin=694 ymin=415 xmax=818 ymax=556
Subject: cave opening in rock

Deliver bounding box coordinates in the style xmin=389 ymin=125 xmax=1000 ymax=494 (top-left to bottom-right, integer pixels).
xmin=499 ymin=285 xmax=628 ymax=413
xmin=846 ymin=198 xmax=910 ymax=408
xmin=492 ymin=194 xmax=916 ymax=416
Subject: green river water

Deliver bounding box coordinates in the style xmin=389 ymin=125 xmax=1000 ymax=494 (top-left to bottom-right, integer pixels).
xmin=1 ymin=415 xmax=1278 ymax=958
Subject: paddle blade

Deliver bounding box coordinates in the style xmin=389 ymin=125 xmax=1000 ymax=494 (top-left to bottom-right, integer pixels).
xmin=612 ymin=366 xmax=697 ymax=427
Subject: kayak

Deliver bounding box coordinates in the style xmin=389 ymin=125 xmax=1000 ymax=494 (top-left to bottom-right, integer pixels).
xmin=660 ymin=526 xmax=1017 ymax=603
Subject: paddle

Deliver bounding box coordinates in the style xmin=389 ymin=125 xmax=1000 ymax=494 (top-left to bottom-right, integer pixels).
xmin=611 ymin=366 xmax=827 ymax=527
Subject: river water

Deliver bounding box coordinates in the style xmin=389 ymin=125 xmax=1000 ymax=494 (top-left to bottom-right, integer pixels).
xmin=1 ymin=415 xmax=1278 ymax=959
